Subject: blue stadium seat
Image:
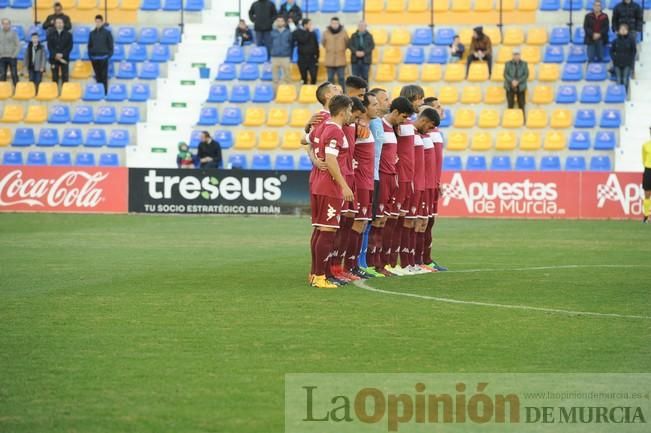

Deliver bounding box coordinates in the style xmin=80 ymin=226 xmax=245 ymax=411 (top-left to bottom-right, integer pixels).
xmin=567 ymin=45 xmax=588 ymax=63
xmin=112 ymin=44 xmax=125 ymax=62
xmin=298 ymin=154 xmax=312 ymax=170
xmin=321 ymin=0 xmax=341 ymax=12
xmin=138 ymin=62 xmax=160 ymax=79
xmin=251 ymin=154 xmax=272 ymax=170
xmin=198 ymin=107 xmax=219 ymax=125
xmin=119 ymin=107 xmax=140 ymax=124
xmin=252 ymin=84 xmax=274 ymax=102
xmin=208 ymin=84 xmax=228 ymax=102
xmin=275 ymin=154 xmax=295 ymax=170
xmin=544 ymin=45 xmax=565 ymax=63
xmin=602 ymin=45 xmax=612 ymax=63
xmin=162 ymin=0 xmax=181 ymax=9
xmin=83 ymin=83 xmax=105 ymax=101
xmin=574 ymin=109 xmax=596 ymax=128
xmin=12 ymin=128 xmax=34 ymax=146
xmin=51 ymin=152 xmax=72 ymax=166
xmin=600 ymin=109 xmax=621 ymax=128
xmin=143 ymin=0 xmax=162 ymax=10
xmin=16 ymin=43 xmax=26 ymax=61
xmin=116 ymin=61 xmax=137 ymax=79
xmin=72 ymin=105 xmax=94 ymax=124
xmin=225 ymin=46 xmax=245 ymax=64
xmin=412 ymin=28 xmax=433 ymax=46
xmin=189 ymin=130 xmax=202 ymax=149
xmin=589 ymin=155 xmax=611 ymax=171
xmin=515 ymin=156 xmax=536 ymax=171
xmin=555 ymin=85 xmax=578 ymax=103
xmin=540 ymin=0 xmax=561 ymax=10
xmin=580 ymin=85 xmax=602 ymax=103
xmin=11 ymin=0 xmax=31 ymax=10
xmin=549 ymin=27 xmax=570 ymax=45
xmin=343 ymin=0 xmax=363 ymax=12
xmin=37 ymin=128 xmax=59 ymax=147
xmin=466 ymin=155 xmax=487 ymax=171
xmin=594 ymin=131 xmax=616 ymax=150
xmin=490 ymin=156 xmax=512 ymax=170
xmin=569 ymin=130 xmax=591 ymax=149
xmin=428 ymin=46 xmax=448 ymax=64
xmin=562 ymin=63 xmax=583 ymax=81
xmin=116 ymin=27 xmax=137 ymax=44
xmin=434 ymin=28 xmax=455 ymax=46
xmin=585 ymin=63 xmax=607 ymax=81
xmin=185 ymin=0 xmax=204 ymax=11
xmin=261 ymin=63 xmax=273 ymax=81
xmin=25 ymin=25 xmax=45 ymax=41
xmin=85 ymin=128 xmax=107 ymax=147
xmin=95 ymin=106 xmax=117 ymax=124
xmin=48 ymin=105 xmax=70 ymax=123
xmin=26 ymin=151 xmax=46 ymax=166
xmin=404 ymin=46 xmax=425 ymax=64
xmin=150 ymin=44 xmax=170 ymax=62
xmin=73 ymin=26 xmax=91 ymax=44
xmin=565 ymin=156 xmax=586 ymax=171
xmin=572 ymin=28 xmax=585 ymax=44
xmin=238 ymin=63 xmax=260 ymax=81
xmin=61 ymin=128 xmax=83 ymax=147
xmin=604 ymin=84 xmax=626 ymax=103
xmin=75 ymin=152 xmax=96 ymax=166
xmin=302 ymin=0 xmax=319 ymax=12
xmin=229 ymin=85 xmax=251 ymax=103
xmin=247 ymin=46 xmax=268 ymax=63
xmin=2 ymin=151 xmax=22 ymax=165
xmin=109 ymin=129 xmax=130 ymax=148
xmin=99 ymin=153 xmax=120 ymax=166
xmin=216 ymin=63 xmax=237 ymax=80
xmin=11 ymin=25 xmax=25 ymax=41
xmin=129 ymin=83 xmax=151 ymax=102
xmin=228 ymin=154 xmax=248 ymax=169
xmin=138 ymin=27 xmax=159 ymax=44
xmin=291 ymin=46 xmax=299 ymax=63
xmin=160 ymin=27 xmax=181 ymax=45
xmin=442 ymin=155 xmax=462 ymax=171
xmin=127 ymin=43 xmax=148 ymax=62
xmin=562 ymin=0 xmax=583 ymax=10
xmin=540 ymin=156 xmax=561 ymax=171
xmin=440 ymin=110 xmax=453 ymax=128
xmin=106 ymin=83 xmax=128 ymax=101
xmin=220 ymin=107 xmax=243 ymax=126
xmin=214 ymin=130 xmax=234 ymax=149
xmin=69 ymin=44 xmax=81 ymax=61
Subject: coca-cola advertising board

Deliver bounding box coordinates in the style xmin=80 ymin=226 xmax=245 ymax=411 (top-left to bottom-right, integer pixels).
xmin=0 ymin=167 xmax=128 ymax=213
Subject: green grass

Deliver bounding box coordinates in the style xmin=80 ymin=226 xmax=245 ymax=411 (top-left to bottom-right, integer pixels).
xmin=0 ymin=214 xmax=649 ymax=433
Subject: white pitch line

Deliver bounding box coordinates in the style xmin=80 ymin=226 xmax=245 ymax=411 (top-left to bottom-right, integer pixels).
xmin=442 ymin=264 xmax=651 ymax=274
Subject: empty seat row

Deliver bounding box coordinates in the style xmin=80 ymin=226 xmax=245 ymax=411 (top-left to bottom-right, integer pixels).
xmin=540 ymin=0 xmax=650 ymax=11
xmin=443 ymin=154 xmax=612 ymax=171
xmin=11 ymin=25 xmax=181 ymax=46
xmin=0 ymin=82 xmax=151 ymax=103
xmin=2 ymin=127 xmax=130 ymax=147
xmin=208 ymin=83 xmax=320 ymax=104
xmin=14 ymin=42 xmax=171 ymax=63
xmin=0 ymin=104 xmax=140 ymax=124
xmin=363 ymin=0 xmax=541 ymax=13
xmin=268 ymin=0 xmax=363 ymax=13
xmin=14 ymin=0 xmax=207 ymax=10
xmin=2 ymin=150 xmax=120 ymax=166
xmin=223 ymin=153 xmax=314 ymax=171
xmin=188 ymin=130 xmax=307 ymax=151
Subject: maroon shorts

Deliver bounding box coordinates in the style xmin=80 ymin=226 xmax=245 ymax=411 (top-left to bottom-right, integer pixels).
xmin=405 ymin=190 xmax=422 ymax=219
xmin=342 ymin=174 xmax=358 ymax=213
xmin=431 ymin=188 xmax=440 ymax=216
xmin=355 ymin=188 xmax=373 ymax=221
xmin=311 ymin=195 xmax=344 ymax=228
xmin=378 ymin=172 xmax=398 ymax=216
xmin=395 ymin=181 xmax=414 ymax=214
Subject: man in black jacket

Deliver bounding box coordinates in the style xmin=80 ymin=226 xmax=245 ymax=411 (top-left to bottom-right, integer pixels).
xmin=583 ymin=1 xmax=609 ymax=63
xmin=88 ymin=15 xmax=114 ymax=94
xmin=46 ymin=18 xmax=72 ymax=85
xmin=348 ymin=21 xmax=375 ymax=82
xmin=198 ymin=131 xmax=222 ymax=169
xmin=611 ymin=23 xmax=637 ymax=95
xmin=42 ymin=2 xmax=72 ymax=34
xmin=612 ymin=0 xmax=643 ymax=42
xmin=279 ymin=0 xmax=302 ymax=29
xmin=293 ymin=18 xmax=319 ymax=85
xmin=249 ymin=0 xmax=277 ymax=60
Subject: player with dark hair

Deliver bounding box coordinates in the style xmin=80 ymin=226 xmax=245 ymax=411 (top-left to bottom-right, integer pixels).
xmin=344 ymin=75 xmax=368 ymax=98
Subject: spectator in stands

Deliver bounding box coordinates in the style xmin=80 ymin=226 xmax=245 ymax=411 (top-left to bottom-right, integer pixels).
xmin=198 ymin=131 xmax=222 ymax=169
xmin=24 ymin=32 xmax=46 ymax=91
xmin=279 ymin=0 xmax=302 ymax=31
xmin=234 ymin=19 xmax=254 ymax=46
xmin=449 ymin=35 xmax=465 ymax=62
xmin=270 ymin=17 xmax=292 ymax=86
xmin=42 ymin=2 xmax=72 ymax=34
xmin=584 ymin=1 xmax=609 ymax=63
xmin=504 ymin=47 xmax=529 ymax=115
xmin=465 ymin=26 xmax=492 ymax=78
xmin=88 ymin=15 xmax=114 ymax=95
xmin=323 ymin=17 xmax=349 ymax=93
xmin=611 ymin=23 xmax=636 ymax=96
xmin=177 ymin=142 xmax=195 ymax=169
xmin=612 ymin=0 xmax=643 ymax=43
xmin=348 ymin=21 xmax=375 ymax=83
xmin=293 ymin=18 xmax=319 ymax=85
xmin=0 ymin=19 xmax=20 ymax=86
xmin=47 ymin=17 xmax=73 ymax=87
xmin=249 ymin=0 xmax=278 ymax=60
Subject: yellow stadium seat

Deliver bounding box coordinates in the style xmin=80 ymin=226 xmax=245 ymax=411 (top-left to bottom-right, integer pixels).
xmin=491 ymin=63 xmax=505 ymax=82
xmin=527 ymin=28 xmax=548 ymax=45
xmin=468 ymin=62 xmax=489 ymax=82
xmin=475 ymin=0 xmax=494 ymax=12
xmin=386 ymin=0 xmax=405 ymax=12
xmin=375 ymin=64 xmax=396 ymax=82
xmin=550 ymin=109 xmax=572 ymax=129
xmin=502 ymin=109 xmax=524 ymax=128
xmin=71 ymin=61 xmax=92 ymax=79
xmin=24 ymin=105 xmax=47 ymax=124
xmin=532 ymin=85 xmax=553 ymax=104
xmin=13 ymin=82 xmax=35 ymax=100
xmin=398 ymin=65 xmax=419 ymax=82
xmin=0 ymin=128 xmax=11 ymax=146
xmin=243 ymin=108 xmax=265 ymax=127
xmin=276 ymin=85 xmax=297 ymax=103
xmin=503 ymin=28 xmax=525 ymax=46
xmin=537 ymin=64 xmax=560 ymax=82
xmin=471 ymin=132 xmax=493 ymax=151
xmin=447 ymin=132 xmax=468 ymax=151
xmin=298 ymin=85 xmax=317 ymax=104
xmin=371 ymin=28 xmax=389 ymax=45
xmin=37 ymin=0 xmax=50 ymax=9
xmin=235 ymin=131 xmax=256 ymax=150
xmin=459 ymin=28 xmax=473 ymax=46
xmin=501 ymin=0 xmax=516 ymax=10
xmin=485 ymin=86 xmax=506 ymax=104
xmin=121 ymin=0 xmax=140 ymax=9
xmin=290 ymin=109 xmax=311 ymax=127
xmin=433 ymin=0 xmax=449 ymax=11
xmin=544 ymin=131 xmax=566 ymax=150
xmin=478 ymin=109 xmax=500 ymax=128
xmin=520 ymin=132 xmax=541 ymax=150
xmin=1 ymin=105 xmax=24 ymax=123
xmin=372 ymin=49 xmax=380 ymax=64
xmin=290 ymin=64 xmax=302 ymax=81
xmin=390 ymin=29 xmax=411 ymax=46
xmin=36 ymin=82 xmax=59 ymax=101
xmin=526 ymin=109 xmax=548 ymax=128
xmin=391 ymin=86 xmax=404 ymax=99
xmin=444 ymin=63 xmax=465 ymax=82
xmin=437 ymin=86 xmax=458 ymax=104
xmin=495 ymin=131 xmax=517 ymax=150
xmin=105 ymin=0 xmax=119 ymax=8
xmin=421 ymin=64 xmax=442 ymax=82
xmin=282 ymin=131 xmax=302 ymax=150
xmin=0 ymin=82 xmax=11 ymax=99
xmin=259 ymin=131 xmax=280 ymax=150
xmin=454 ymin=109 xmax=476 ymax=128
xmin=484 ymin=27 xmax=502 ymax=45
xmin=522 ymin=46 xmax=541 ymax=64
xmin=59 ymin=0 xmax=74 ymax=7
xmin=497 ymin=46 xmax=513 ymax=64
xmin=60 ymin=82 xmax=81 ymax=102
xmin=451 ymin=0 xmax=471 ymax=12
xmin=267 ymin=108 xmax=289 ymax=126
xmin=77 ymin=0 xmax=97 ymax=9
xmin=461 ymin=86 xmax=482 ymax=104
xmin=519 ymin=0 xmax=539 ymax=10
xmin=382 ymin=47 xmax=403 ymax=64
xmin=422 ymin=86 xmax=435 ymax=98
xmin=408 ymin=0 xmax=428 ymax=12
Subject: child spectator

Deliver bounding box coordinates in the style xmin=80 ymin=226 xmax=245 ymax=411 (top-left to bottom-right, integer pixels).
xmin=449 ymin=35 xmax=465 ymax=62
xmin=176 ymin=142 xmax=195 ymax=169
xmin=234 ymin=19 xmax=254 ymax=46
xmin=25 ymin=32 xmax=46 ymax=91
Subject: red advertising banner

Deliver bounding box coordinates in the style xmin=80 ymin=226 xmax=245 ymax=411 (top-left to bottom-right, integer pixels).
xmin=439 ymin=171 xmax=644 ymax=220
xmin=0 ymin=167 xmax=128 ymax=214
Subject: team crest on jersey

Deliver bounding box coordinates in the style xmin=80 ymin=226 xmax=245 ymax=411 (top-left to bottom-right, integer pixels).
xmin=361 ymin=206 xmax=368 ymax=215
xmin=328 ymin=139 xmax=338 ymax=148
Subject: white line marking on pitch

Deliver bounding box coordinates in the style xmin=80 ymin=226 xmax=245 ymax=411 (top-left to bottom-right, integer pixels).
xmin=442 ymin=264 xmax=650 ymax=274
xmin=353 ymin=265 xmax=651 ymax=320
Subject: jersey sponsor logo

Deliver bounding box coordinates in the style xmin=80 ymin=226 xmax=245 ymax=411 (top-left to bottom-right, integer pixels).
xmin=596 ymin=173 xmax=643 ymax=215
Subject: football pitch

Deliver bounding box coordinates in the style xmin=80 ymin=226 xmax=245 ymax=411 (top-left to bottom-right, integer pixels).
xmin=0 ymin=214 xmax=649 ymax=432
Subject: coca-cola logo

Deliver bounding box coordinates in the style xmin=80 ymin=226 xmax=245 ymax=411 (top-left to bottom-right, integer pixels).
xmin=0 ymin=170 xmax=108 ymax=208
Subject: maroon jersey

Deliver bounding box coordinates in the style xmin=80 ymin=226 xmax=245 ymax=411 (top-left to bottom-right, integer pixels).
xmin=413 ymin=133 xmax=426 ymax=192
xmin=353 ymin=133 xmax=375 ymax=191
xmin=379 ymin=117 xmax=398 ymax=175
xmin=312 ymin=122 xmax=347 ymax=199
xmin=423 ymin=133 xmax=436 ymax=190
xmin=306 ymin=110 xmax=331 ymax=186
xmin=341 ymin=123 xmax=356 ymax=177
xmin=430 ymin=128 xmax=444 ymax=186
xmin=396 ymin=122 xmax=416 ymax=182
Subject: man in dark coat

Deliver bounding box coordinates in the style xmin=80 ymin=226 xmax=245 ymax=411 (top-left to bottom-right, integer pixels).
xmin=293 ymin=18 xmax=319 ymax=84
xmin=612 ymin=0 xmax=643 ymax=42
xmin=249 ymin=0 xmax=278 ymax=60
xmin=42 ymin=2 xmax=72 ymax=34
xmin=583 ymin=1 xmax=609 ymax=63
xmin=46 ymin=17 xmax=73 ymax=85
xmin=198 ymin=131 xmax=222 ymax=169
xmin=279 ymin=0 xmax=302 ymax=28
xmin=610 ymin=23 xmax=637 ymax=95
xmin=348 ymin=21 xmax=375 ymax=82
xmin=88 ymin=15 xmax=114 ymax=94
